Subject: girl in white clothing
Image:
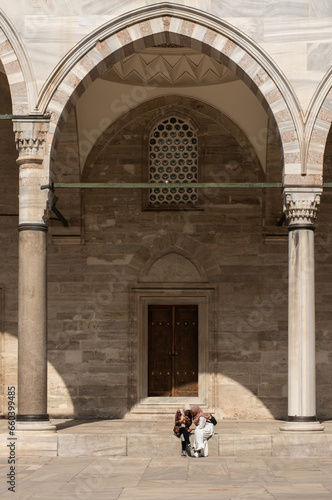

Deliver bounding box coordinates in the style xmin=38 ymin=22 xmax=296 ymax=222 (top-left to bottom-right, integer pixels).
xmin=190 ymin=405 xmax=214 ymax=457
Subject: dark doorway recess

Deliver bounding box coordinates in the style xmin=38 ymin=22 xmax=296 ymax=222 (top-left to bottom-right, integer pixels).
xmin=148 ymin=304 xmax=198 ymax=397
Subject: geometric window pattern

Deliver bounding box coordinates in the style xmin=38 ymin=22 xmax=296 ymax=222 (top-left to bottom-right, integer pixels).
xmin=149 ymin=116 xmax=198 ymax=205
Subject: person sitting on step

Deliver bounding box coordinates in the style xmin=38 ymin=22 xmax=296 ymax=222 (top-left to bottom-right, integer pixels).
xmin=173 ymin=403 xmax=193 ymax=457
xmin=190 ymin=405 xmax=215 ymax=457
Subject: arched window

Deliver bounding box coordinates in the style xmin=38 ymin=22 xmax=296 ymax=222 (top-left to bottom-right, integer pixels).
xmin=149 ymin=116 xmax=198 ymax=206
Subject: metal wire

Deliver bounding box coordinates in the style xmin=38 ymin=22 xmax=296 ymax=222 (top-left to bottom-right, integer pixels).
xmin=53 ymin=182 xmax=284 ymax=189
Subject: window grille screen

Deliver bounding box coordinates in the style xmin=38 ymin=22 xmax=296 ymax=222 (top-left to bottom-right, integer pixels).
xmin=149 ymin=116 xmax=198 ymax=206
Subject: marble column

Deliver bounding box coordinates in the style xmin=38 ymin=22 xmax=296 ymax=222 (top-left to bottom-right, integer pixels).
xmin=13 ymin=118 xmax=55 ymax=431
xmin=280 ymin=188 xmax=324 ymax=432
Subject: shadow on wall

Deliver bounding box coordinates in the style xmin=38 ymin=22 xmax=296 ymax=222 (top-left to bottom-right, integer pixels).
xmin=45 ymin=92 xmax=290 ymax=420
xmin=2 ymin=70 xmax=332 ymax=422
xmin=45 ymin=232 xmax=290 ymax=421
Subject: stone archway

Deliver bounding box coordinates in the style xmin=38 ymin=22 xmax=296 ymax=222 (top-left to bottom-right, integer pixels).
xmin=11 ymin=3 xmax=326 ymax=432
xmin=82 ymin=94 xmax=265 ymax=182
xmin=41 ymin=3 xmax=302 ymax=185
xmin=0 ymin=8 xmax=36 ymax=114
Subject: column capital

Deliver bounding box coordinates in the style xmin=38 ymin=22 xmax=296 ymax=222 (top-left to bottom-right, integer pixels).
xmin=13 ymin=117 xmax=52 ymax=226
xmin=13 ymin=117 xmax=49 ymax=167
xmin=283 ymin=188 xmax=322 ymax=228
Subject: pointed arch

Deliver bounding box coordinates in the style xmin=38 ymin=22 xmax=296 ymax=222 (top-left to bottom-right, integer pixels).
xmin=0 ymin=8 xmax=37 ymax=114
xmin=42 ymin=3 xmax=304 ymax=184
xmin=139 ymin=247 xmax=208 ymax=283
xmin=306 ymin=68 xmax=332 ymax=182
xmin=83 ymin=94 xmax=264 ymax=181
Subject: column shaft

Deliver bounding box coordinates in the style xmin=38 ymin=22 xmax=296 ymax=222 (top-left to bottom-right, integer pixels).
xmin=288 ymin=227 xmax=316 ymax=419
xmin=281 ymin=188 xmax=323 ymax=432
xmin=17 ymin=226 xmax=48 ymax=420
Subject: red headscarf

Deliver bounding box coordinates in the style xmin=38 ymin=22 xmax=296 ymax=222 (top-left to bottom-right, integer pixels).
xmin=191 ymin=405 xmax=211 ymax=426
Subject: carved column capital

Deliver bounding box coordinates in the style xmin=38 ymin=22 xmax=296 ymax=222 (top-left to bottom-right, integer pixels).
xmin=283 ymin=188 xmax=322 ymax=228
xmin=13 ymin=118 xmax=51 ymax=226
xmin=13 ymin=118 xmax=49 ymax=167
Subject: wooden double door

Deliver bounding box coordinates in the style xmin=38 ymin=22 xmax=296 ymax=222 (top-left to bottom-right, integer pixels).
xmin=148 ymin=304 xmax=198 ymax=397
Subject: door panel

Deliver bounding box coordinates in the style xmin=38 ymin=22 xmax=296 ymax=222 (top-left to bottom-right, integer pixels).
xmin=148 ymin=306 xmax=173 ymax=396
xmin=174 ymin=305 xmax=198 ymax=396
xmin=148 ymin=304 xmax=198 ymax=397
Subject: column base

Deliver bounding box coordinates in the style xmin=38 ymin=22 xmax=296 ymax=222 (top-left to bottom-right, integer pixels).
xmin=15 ymin=420 xmax=56 ymax=433
xmin=280 ymin=420 xmax=325 ymax=432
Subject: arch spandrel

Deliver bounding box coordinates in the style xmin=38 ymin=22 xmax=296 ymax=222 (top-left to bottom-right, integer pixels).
xmin=43 ymin=5 xmax=305 ymax=184
xmin=307 ymin=77 xmax=332 ymax=183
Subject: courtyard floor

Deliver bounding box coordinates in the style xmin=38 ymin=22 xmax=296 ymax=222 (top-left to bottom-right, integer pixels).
xmin=2 ymin=454 xmax=332 ymax=499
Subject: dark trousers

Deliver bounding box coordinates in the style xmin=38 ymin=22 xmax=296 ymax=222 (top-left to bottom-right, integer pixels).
xmin=179 ymin=428 xmax=191 ymax=450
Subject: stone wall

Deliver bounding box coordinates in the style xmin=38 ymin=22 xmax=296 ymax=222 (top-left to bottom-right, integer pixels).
xmin=46 ymin=96 xmax=291 ymax=419
xmin=0 ymin=72 xmax=19 ymax=416
xmin=1 ymin=81 xmax=332 ymax=420
xmin=316 ymin=126 xmax=332 ymax=419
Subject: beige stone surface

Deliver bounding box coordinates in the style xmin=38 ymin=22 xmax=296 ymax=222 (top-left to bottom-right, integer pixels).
xmin=1 ymin=3 xmax=332 ymax=426
xmin=2 ymin=419 xmax=332 ymax=458
xmin=1 ymin=0 xmax=331 ymax=114
xmin=2 ymin=448 xmax=332 ymax=499
xmin=58 ymin=434 xmax=127 ymax=457
xmin=272 ymin=433 xmax=332 ymax=458
xmin=15 ymin=434 xmax=58 ymax=457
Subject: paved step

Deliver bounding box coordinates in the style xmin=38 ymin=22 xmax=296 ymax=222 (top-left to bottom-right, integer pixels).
xmin=1 ymin=419 xmax=332 ymax=458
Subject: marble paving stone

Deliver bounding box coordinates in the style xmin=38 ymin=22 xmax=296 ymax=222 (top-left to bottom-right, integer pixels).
xmin=264 ymin=457 xmax=318 ymax=469
xmin=0 ymin=480 xmax=68 ymax=496
xmin=76 ymin=465 xmax=148 ymax=478
xmin=186 ymin=475 xmax=231 ymax=484
xmin=59 ymin=475 xmax=142 ymax=490
xmin=35 ymin=495 xmax=121 ymax=500
xmin=57 ymin=433 xmax=127 ymax=456
xmin=226 ymin=457 xmax=271 ymax=470
xmin=138 ymin=465 xmax=187 ymax=485
xmin=266 ymin=483 xmax=332 ymax=498
xmin=92 ymin=456 xmax=150 ymax=466
xmin=118 ymin=485 xmax=275 ymax=499
xmin=188 ymin=459 xmax=228 ymax=474
xmin=2 ymin=455 xmax=332 ymax=499
xmin=16 ymin=457 xmax=55 ymax=464
xmin=276 ymin=470 xmax=329 ymax=482
xmin=147 ymin=456 xmax=193 ymax=467
xmin=319 ymin=479 xmax=332 ymax=490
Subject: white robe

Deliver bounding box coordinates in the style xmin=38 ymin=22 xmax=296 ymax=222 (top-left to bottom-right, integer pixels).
xmin=194 ymin=417 xmax=214 ymax=456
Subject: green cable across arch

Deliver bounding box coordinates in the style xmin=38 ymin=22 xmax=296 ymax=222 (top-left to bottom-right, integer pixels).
xmin=53 ymin=182 xmax=284 ymax=189
xmin=52 ymin=182 xmax=332 ymax=188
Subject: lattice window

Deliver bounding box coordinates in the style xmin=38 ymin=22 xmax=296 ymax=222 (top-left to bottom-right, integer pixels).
xmin=149 ymin=116 xmax=198 ymax=206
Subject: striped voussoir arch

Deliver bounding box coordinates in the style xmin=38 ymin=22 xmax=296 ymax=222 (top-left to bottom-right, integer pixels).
xmin=46 ymin=14 xmax=300 ymax=179
xmin=308 ymin=87 xmax=332 ymax=180
xmin=0 ymin=27 xmax=29 ymax=114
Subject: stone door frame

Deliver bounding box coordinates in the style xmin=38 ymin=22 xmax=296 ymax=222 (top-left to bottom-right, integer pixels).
xmin=129 ymin=285 xmax=215 ymax=414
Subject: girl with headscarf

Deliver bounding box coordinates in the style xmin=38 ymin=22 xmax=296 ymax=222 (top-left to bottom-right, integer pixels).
xmin=173 ymin=403 xmax=193 ymax=457
xmin=190 ymin=405 xmax=215 ymax=457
